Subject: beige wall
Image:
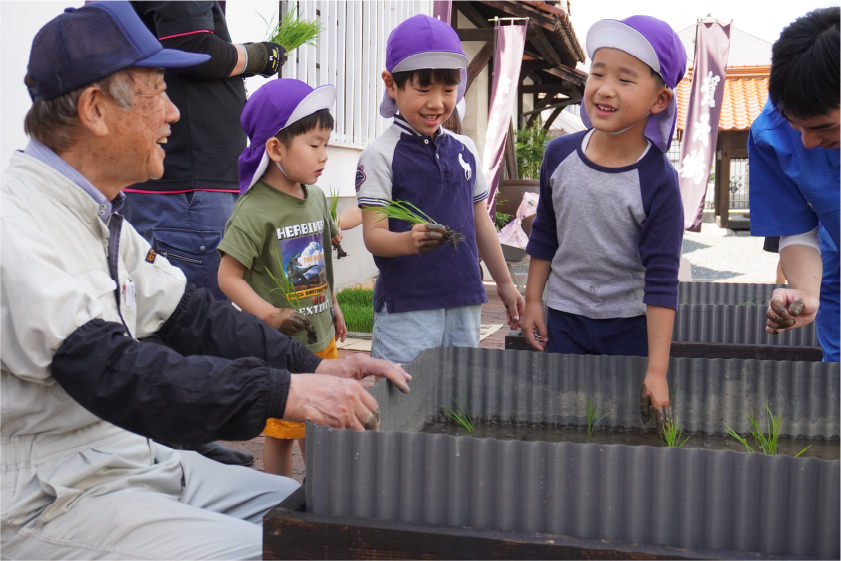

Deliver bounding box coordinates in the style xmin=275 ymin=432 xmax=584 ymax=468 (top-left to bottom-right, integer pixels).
xmin=459 ymin=16 xmax=490 ymax=156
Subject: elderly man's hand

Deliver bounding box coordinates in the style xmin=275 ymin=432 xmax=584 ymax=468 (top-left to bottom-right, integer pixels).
xmin=284 ymin=375 xmax=381 ymax=430
xmin=315 ymin=353 xmax=411 ymax=394
xmin=766 ymin=288 xmax=818 ymax=334
xmin=640 ymin=374 xmax=672 ymax=441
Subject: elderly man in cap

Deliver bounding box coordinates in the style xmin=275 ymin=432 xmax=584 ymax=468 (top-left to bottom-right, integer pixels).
xmin=0 ymin=2 xmax=410 ymax=559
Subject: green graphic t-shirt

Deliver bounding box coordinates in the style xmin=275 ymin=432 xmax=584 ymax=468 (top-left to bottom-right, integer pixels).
xmin=218 ymin=180 xmax=338 ymax=352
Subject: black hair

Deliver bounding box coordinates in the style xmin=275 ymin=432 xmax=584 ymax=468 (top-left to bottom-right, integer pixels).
xmin=650 ymin=67 xmax=665 ymax=88
xmin=391 ymin=68 xmax=461 ymax=89
xmin=769 ymin=7 xmax=840 ymax=119
xmin=274 ymin=108 xmax=334 ymax=146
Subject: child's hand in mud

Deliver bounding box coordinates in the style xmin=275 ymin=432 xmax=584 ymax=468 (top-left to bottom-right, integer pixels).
xmin=411 ymin=223 xmax=447 ymax=255
xmin=269 ymin=308 xmax=310 ymax=336
xmin=640 ymin=375 xmax=672 ymax=441
xmin=765 ymin=288 xmax=818 ymax=334
xmin=521 ymin=299 xmax=547 ymax=351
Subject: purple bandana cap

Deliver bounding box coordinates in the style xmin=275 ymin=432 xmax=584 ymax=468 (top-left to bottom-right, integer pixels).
xmin=581 ymin=15 xmax=687 ymax=151
xmin=380 ymin=14 xmax=469 ymax=118
xmin=238 ymin=78 xmax=336 ymax=193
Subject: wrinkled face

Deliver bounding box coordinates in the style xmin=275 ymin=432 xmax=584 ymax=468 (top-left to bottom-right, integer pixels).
xmin=277 ymin=126 xmax=331 ymax=186
xmin=584 ymin=47 xmax=666 ymax=136
xmin=785 ymin=109 xmax=841 ymax=150
xmin=104 ymin=68 xmax=179 ymax=184
xmin=387 ymin=73 xmax=457 ymax=136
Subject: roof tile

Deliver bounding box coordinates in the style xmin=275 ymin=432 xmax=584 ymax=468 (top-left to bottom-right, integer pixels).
xmin=676 ymin=65 xmax=769 ymax=131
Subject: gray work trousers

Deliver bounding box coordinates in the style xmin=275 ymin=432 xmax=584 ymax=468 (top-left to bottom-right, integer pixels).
xmin=1 ymin=436 xmax=297 ymax=560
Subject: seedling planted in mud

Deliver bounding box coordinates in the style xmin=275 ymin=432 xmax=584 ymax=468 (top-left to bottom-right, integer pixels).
xmin=663 ymin=417 xmax=691 ymax=448
xmin=585 ymin=399 xmax=610 ymax=439
xmin=723 ymin=402 xmax=811 ymax=457
xmin=369 ymin=198 xmax=465 ymax=251
xmin=265 ymin=248 xmax=318 ymax=344
xmin=442 ymin=400 xmax=474 ymax=433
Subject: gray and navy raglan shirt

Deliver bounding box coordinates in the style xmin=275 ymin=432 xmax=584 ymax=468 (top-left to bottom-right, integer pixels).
xmin=356 ymin=115 xmax=489 ymax=313
xmin=526 ymin=130 xmax=684 ymax=318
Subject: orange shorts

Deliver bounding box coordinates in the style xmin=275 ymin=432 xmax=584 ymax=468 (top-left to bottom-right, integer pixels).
xmin=263 ymin=337 xmax=338 ymax=439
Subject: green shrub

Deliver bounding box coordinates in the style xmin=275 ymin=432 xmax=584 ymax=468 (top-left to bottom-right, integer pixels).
xmin=337 ymin=288 xmax=373 ymax=333
xmin=515 ymin=120 xmax=549 ymax=179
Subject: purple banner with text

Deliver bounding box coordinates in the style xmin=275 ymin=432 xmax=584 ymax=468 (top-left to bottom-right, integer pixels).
xmin=678 ymin=21 xmax=730 ymax=231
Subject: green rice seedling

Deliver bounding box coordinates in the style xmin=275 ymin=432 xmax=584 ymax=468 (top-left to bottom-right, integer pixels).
xmin=265 ymin=248 xmax=317 ymax=343
xmin=441 ymin=400 xmax=474 ymax=433
xmin=663 ymin=417 xmax=691 ymax=448
xmin=268 ymin=6 xmax=324 ymax=51
xmin=723 ymin=402 xmax=811 ymax=457
xmin=585 ymin=398 xmax=610 ymax=439
xmin=336 ymin=288 xmax=373 ymax=333
xmin=369 ymin=198 xmax=465 ymax=249
xmin=326 ymin=186 xmax=347 ymax=259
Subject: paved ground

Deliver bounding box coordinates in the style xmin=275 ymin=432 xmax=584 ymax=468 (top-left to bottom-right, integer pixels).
xmin=220 ymin=221 xmax=777 ymax=481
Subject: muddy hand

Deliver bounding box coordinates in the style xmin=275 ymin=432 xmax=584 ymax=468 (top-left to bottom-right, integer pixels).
xmin=363 ymin=409 xmax=380 ymax=430
xmin=417 ymin=223 xmax=447 ymax=255
xmin=278 ymin=310 xmax=310 ymax=336
xmin=332 ymin=239 xmax=348 ymax=259
xmin=640 ymin=384 xmax=673 ymax=441
xmin=767 ymin=299 xmax=799 ymax=333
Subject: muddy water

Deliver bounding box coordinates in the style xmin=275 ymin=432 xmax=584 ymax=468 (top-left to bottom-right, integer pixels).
xmin=421 ymin=421 xmax=840 ymax=460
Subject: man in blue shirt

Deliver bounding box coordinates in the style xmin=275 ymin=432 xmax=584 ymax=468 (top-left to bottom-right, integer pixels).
xmin=748 ymin=7 xmax=839 ymax=361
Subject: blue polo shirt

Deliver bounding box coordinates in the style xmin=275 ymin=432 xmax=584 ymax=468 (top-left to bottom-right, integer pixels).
xmin=355 ymin=115 xmax=488 ymax=313
xmin=749 ymin=100 xmax=840 ymax=361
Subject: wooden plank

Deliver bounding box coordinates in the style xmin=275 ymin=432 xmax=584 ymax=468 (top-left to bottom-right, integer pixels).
xmin=334 ymin=1 xmax=348 ymax=144
xmin=349 ymin=2 xmax=362 ymax=143
xmin=465 ymin=40 xmax=493 ymax=94
xmin=456 ymin=27 xmax=495 ymax=41
xmin=715 ymin=133 xmax=731 ymax=228
xmin=529 ymin=27 xmax=564 ymax=67
xmin=453 ymin=0 xmax=490 ymax=29
xmin=264 ymin=503 xmax=697 ymax=560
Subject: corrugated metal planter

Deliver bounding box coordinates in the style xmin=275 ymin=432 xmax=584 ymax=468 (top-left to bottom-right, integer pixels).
xmin=506 ymin=302 xmax=822 ymax=360
xmin=678 ymin=281 xmax=785 ymax=306
xmin=298 ymin=347 xmax=838 ymax=559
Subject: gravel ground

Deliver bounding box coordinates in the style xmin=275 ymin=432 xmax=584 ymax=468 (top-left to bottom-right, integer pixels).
xmin=681 ymin=223 xmax=779 ymax=283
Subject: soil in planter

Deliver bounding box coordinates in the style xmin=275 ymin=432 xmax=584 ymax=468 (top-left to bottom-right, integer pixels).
xmin=421 ymin=420 xmax=840 ymax=460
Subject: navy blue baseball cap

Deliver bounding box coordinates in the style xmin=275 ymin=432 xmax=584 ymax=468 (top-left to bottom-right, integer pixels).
xmin=25 ymin=1 xmax=209 ymax=102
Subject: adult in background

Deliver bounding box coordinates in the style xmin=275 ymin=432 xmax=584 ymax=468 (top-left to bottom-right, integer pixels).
xmin=125 ymin=1 xmax=285 ymax=465
xmin=748 ymin=7 xmax=839 ymax=361
xmin=1 ymin=3 xmax=411 ymax=558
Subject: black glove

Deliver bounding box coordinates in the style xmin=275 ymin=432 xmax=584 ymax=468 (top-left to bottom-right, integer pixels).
xmin=242 ymin=42 xmax=286 ymax=77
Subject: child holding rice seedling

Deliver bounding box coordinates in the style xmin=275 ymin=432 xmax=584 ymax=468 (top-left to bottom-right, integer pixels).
xmin=522 ymin=16 xmax=687 ymax=440
xmin=217 ymin=79 xmax=346 ymax=476
xmin=355 ymin=14 xmax=524 ymax=365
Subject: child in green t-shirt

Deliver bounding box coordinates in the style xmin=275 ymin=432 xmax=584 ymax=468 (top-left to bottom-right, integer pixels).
xmin=218 ymin=78 xmax=345 ymax=477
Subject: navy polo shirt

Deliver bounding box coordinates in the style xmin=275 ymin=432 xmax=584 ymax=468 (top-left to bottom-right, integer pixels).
xmin=356 ymin=115 xmax=488 ymax=313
